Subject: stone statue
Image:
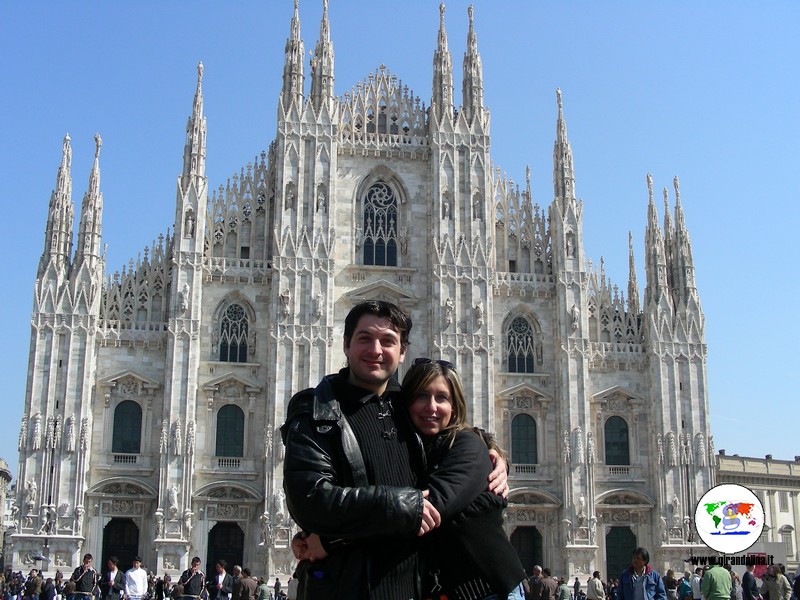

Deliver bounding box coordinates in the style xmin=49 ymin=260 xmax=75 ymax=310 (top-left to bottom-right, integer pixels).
xmin=259 ymin=513 xmax=271 ymax=545
xmin=155 ymin=511 xmax=165 ymax=538
xmin=354 ymin=225 xmax=363 ymax=250
xmin=313 ymin=292 xmax=324 ymax=319
xmin=474 ymin=300 xmax=485 ymax=328
xmin=183 ymin=511 xmax=193 ymax=536
xmin=274 ymin=490 xmax=287 ymax=525
xmin=562 ymin=430 xmax=571 ymax=463
xmin=18 ymin=416 xmax=27 ymax=452
xmin=570 ymin=304 xmax=580 ymax=332
xmin=316 ymin=189 xmax=326 ymax=213
xmin=444 ymin=297 xmax=454 ymax=326
xmin=172 ymin=420 xmax=182 ymax=456
xmin=442 ymin=197 xmax=450 ymax=220
xmin=25 ymin=480 xmax=37 ymax=511
xmin=168 ymin=485 xmax=179 ymax=518
xmin=31 ymin=413 xmax=42 ymax=450
xmin=74 ymin=505 xmax=85 ymax=534
xmin=587 ymin=431 xmax=595 ymax=463
xmin=562 ymin=518 xmax=572 ymax=544
xmin=179 ymin=283 xmax=190 ymax=314
xmin=399 ymin=226 xmax=408 ymax=255
xmin=184 ymin=210 xmax=195 ymax=238
xmin=279 ymin=290 xmax=291 ymax=318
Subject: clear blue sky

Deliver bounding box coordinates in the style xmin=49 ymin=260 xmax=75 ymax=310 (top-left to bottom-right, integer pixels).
xmin=2 ymin=1 xmax=798 ymax=480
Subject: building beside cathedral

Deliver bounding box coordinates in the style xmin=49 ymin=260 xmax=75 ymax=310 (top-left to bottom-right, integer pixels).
xmin=12 ymin=1 xmax=714 ymax=579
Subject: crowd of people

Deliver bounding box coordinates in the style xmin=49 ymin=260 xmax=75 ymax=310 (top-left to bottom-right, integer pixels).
xmin=0 ymin=557 xmax=297 ymax=600
xmin=520 ymin=548 xmax=800 ymax=600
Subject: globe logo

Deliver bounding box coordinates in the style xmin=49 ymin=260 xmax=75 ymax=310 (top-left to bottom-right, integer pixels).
xmin=695 ymin=484 xmax=764 ymax=554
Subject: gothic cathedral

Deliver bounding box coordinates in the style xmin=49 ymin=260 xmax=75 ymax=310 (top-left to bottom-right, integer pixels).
xmin=13 ymin=1 xmax=714 ymax=579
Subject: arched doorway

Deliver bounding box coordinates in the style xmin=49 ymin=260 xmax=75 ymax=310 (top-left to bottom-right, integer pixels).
xmin=103 ymin=518 xmax=139 ymax=572
xmin=207 ymin=522 xmax=244 ymax=570
xmin=510 ymin=526 xmax=543 ymax=575
xmin=605 ymin=526 xmax=636 ymax=579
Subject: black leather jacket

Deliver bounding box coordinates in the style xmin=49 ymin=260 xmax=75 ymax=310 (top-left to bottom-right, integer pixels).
xmin=280 ymin=373 xmax=424 ymax=598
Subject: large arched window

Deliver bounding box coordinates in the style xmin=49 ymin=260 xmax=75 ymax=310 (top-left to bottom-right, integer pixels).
xmin=512 ymin=414 xmax=538 ymax=464
xmin=604 ymin=416 xmax=630 ymax=466
xmin=112 ymin=400 xmax=142 ymax=454
xmin=363 ymin=181 xmax=398 ymax=266
xmin=215 ymin=405 xmax=245 ymax=457
xmin=219 ymin=303 xmax=248 ymax=362
xmin=507 ymin=316 xmax=535 ymax=373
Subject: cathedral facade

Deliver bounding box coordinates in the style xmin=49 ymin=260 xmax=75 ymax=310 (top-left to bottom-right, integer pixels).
xmin=12 ymin=1 xmax=714 ymax=579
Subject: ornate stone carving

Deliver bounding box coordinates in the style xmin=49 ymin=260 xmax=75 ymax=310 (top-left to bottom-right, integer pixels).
xmin=18 ymin=416 xmax=27 ymax=451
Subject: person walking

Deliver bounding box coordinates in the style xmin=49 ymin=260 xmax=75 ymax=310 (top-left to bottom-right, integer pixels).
xmin=760 ymin=565 xmax=791 ymax=600
xmin=204 ymin=561 xmax=232 ymax=600
xmin=178 ymin=557 xmax=205 ymax=600
xmin=99 ymin=558 xmax=124 ymax=600
xmin=587 ymin=572 xmax=606 ymax=600
xmin=699 ymin=563 xmax=731 ymax=600
xmin=69 ymin=555 xmax=98 ymax=600
xmin=124 ymin=558 xmax=148 ymax=600
xmin=617 ymin=547 xmax=666 ymax=600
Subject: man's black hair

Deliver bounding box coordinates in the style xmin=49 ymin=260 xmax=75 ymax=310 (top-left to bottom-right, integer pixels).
xmin=343 ymin=300 xmax=412 ymax=348
xmin=107 ymin=557 xmax=119 ymax=566
xmin=216 ymin=560 xmax=227 ymax=569
xmin=632 ymin=547 xmax=650 ymax=565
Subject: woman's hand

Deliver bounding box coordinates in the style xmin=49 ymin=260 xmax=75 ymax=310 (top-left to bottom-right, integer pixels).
xmin=487 ymin=449 xmax=509 ymax=498
xmin=292 ymin=531 xmax=328 ymax=562
xmin=418 ymin=489 xmax=442 ymax=536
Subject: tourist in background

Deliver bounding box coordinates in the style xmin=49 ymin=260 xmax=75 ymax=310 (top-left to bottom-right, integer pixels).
xmin=617 ymin=548 xmax=666 ymax=600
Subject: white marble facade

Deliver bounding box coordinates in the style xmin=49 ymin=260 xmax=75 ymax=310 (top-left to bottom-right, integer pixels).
xmin=13 ymin=1 xmax=714 ymax=579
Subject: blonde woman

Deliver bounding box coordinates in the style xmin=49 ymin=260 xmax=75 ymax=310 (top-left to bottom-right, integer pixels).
xmin=402 ymin=358 xmax=527 ymax=600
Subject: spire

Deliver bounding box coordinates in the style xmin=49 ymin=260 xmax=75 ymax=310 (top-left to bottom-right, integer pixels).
xmin=39 ymin=134 xmax=75 ymax=277
xmin=310 ymin=0 xmax=335 ymax=113
xmin=73 ymin=134 xmax=104 ymax=272
xmin=663 ymin=187 xmax=676 ymax=292
xmin=181 ymin=62 xmax=207 ymax=193
xmin=553 ymin=88 xmax=576 ymax=204
xmin=672 ymin=175 xmax=697 ymax=299
xmin=281 ymin=0 xmax=305 ymax=111
xmin=461 ymin=4 xmax=484 ymax=123
xmin=432 ymin=2 xmax=454 ymax=121
xmin=627 ymin=231 xmax=640 ymax=315
xmin=643 ymin=173 xmax=670 ymax=308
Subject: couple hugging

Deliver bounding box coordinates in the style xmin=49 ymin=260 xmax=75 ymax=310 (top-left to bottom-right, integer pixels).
xmin=281 ymin=300 xmax=527 ymax=600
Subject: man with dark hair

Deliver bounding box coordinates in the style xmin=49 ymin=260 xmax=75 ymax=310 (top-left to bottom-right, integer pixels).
xmin=70 ymin=555 xmax=98 ymax=600
xmin=205 ymin=561 xmax=231 ymax=600
xmin=124 ymin=558 xmax=147 ymax=600
xmin=542 ymin=568 xmax=558 ymax=600
xmin=99 ymin=558 xmax=124 ymax=600
xmin=618 ymin=547 xmax=666 ymax=600
xmin=178 ymin=557 xmax=205 ymax=600
xmin=238 ymin=569 xmax=256 ymax=600
xmin=588 ymin=571 xmax=606 ymax=600
xmin=282 ymin=300 xmax=507 ymax=599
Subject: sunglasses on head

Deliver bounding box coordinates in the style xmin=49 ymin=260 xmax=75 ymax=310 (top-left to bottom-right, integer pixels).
xmin=411 ymin=357 xmax=455 ymax=370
